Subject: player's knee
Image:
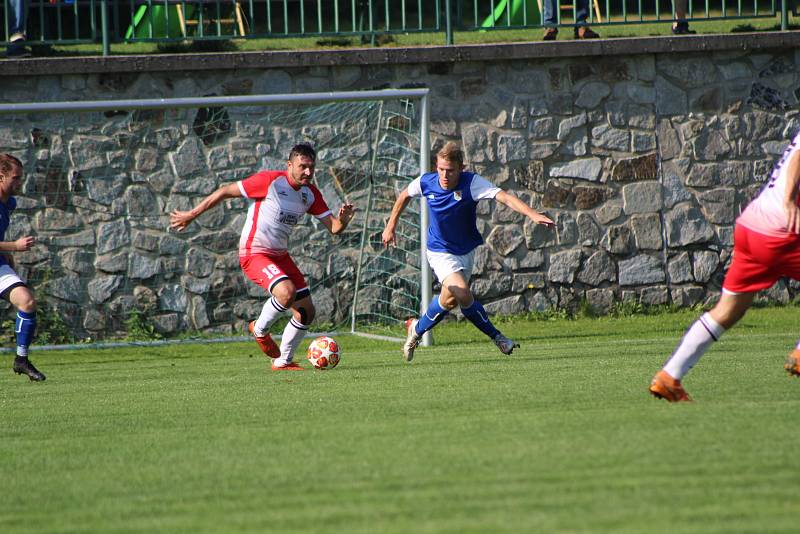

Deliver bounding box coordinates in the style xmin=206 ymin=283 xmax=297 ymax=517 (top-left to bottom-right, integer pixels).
xmin=272 ymin=281 xmax=296 ymax=307
xmin=12 ymin=287 xmax=35 ymax=313
xmin=440 ymin=295 xmax=458 ymax=309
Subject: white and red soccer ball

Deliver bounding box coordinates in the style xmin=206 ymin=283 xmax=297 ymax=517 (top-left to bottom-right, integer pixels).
xmin=306 ymin=336 xmax=341 ymax=370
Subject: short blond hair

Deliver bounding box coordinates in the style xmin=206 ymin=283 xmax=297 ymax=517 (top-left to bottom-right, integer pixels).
xmin=436 ymin=142 xmax=464 ymax=166
xmin=0 ymin=154 xmax=22 ymax=178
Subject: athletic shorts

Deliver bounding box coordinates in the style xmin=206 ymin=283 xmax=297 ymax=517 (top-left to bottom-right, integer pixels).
xmin=722 ymin=224 xmax=800 ymax=294
xmin=0 ymin=263 xmax=26 ymax=300
xmin=426 ymin=249 xmax=476 ymax=284
xmin=240 ymin=252 xmax=310 ymax=299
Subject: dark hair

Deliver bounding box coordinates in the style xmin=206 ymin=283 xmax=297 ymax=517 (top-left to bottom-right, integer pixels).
xmin=288 ymin=143 xmax=316 ymax=161
xmin=0 ymin=154 xmax=22 ymax=177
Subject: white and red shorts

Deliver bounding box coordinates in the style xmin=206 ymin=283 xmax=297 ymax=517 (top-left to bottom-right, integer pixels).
xmin=240 ymin=252 xmax=310 ymax=298
xmin=722 ymin=224 xmax=800 ymax=293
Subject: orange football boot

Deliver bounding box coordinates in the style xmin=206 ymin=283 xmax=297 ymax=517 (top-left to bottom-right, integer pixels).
xmin=249 ymin=321 xmax=280 ymax=358
xmin=785 ymin=349 xmax=800 ymax=377
xmin=649 ymin=370 xmax=692 ymax=402
xmin=271 ymin=361 xmax=306 ymax=371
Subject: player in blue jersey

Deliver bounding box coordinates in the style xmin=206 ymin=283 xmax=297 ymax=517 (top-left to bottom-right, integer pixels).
xmin=382 ymin=142 xmax=554 ymax=362
xmin=0 ymin=154 xmax=43 ymax=381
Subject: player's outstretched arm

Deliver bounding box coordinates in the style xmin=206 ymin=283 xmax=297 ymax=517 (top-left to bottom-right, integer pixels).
xmin=495 ymin=190 xmax=554 ymax=227
xmin=170 ymin=183 xmax=242 ymax=232
xmin=783 ymin=151 xmax=800 ymax=235
xmin=321 ymin=203 xmax=356 ymax=235
xmin=381 ymin=189 xmax=412 ymax=248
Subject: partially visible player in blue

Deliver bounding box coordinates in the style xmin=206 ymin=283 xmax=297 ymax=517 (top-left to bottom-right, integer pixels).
xmin=0 ymin=154 xmax=43 ymax=381
xmin=382 ymin=142 xmax=555 ymax=362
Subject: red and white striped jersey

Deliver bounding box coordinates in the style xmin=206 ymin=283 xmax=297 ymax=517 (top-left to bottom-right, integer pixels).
xmin=738 ymin=130 xmax=800 ymax=237
xmin=237 ymin=170 xmax=331 ymax=256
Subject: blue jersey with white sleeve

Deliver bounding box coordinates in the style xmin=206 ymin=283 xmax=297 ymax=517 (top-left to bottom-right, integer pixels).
xmin=407 ymin=171 xmax=500 ymax=255
xmin=0 ymin=197 xmax=16 ymax=267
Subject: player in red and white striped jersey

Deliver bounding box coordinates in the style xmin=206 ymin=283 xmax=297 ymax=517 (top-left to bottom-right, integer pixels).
xmin=171 ymin=144 xmax=355 ymax=370
xmin=650 ymin=131 xmax=800 ymax=401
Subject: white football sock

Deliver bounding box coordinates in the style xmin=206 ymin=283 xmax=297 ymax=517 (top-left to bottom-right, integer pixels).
xmin=663 ymin=312 xmax=725 ymax=380
xmin=274 ymin=317 xmax=308 ymax=365
xmin=254 ymin=297 xmax=288 ymax=336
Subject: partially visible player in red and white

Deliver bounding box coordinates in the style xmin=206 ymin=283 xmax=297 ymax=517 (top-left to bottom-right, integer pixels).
xmin=650 ymin=131 xmax=800 ymax=401
xmin=171 ymin=144 xmax=355 ymax=371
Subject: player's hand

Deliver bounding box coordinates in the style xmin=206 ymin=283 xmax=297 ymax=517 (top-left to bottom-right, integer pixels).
xmin=381 ymin=227 xmax=396 ymax=248
xmin=338 ymin=203 xmax=356 ymax=225
xmin=14 ymin=236 xmax=34 ymax=252
xmin=531 ymin=212 xmax=555 ymax=227
xmin=786 ymin=201 xmax=800 ymax=234
xmin=170 ymin=210 xmax=194 ymax=232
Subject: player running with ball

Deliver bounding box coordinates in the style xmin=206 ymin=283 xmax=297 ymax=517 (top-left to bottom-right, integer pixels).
xmin=382 ymin=142 xmax=554 ymax=362
xmin=171 ymin=144 xmax=355 ymax=371
xmin=651 ymin=130 xmax=800 ymax=401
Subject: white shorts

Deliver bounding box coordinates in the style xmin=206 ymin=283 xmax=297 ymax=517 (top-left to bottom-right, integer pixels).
xmin=0 ymin=263 xmax=25 ymax=297
xmin=426 ymin=249 xmax=476 ymax=283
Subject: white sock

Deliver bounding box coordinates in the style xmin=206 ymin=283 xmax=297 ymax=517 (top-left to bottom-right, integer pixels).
xmin=254 ymin=297 xmax=288 ymax=336
xmin=273 ymin=318 xmax=308 ymax=365
xmin=663 ymin=312 xmax=725 ymax=380
xmin=16 ymin=347 xmax=28 ymax=358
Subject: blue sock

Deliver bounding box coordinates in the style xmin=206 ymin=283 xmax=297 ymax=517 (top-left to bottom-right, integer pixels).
xmin=461 ymin=299 xmax=500 ymax=340
xmin=414 ymin=296 xmax=450 ymax=336
xmin=15 ymin=310 xmax=36 ymax=358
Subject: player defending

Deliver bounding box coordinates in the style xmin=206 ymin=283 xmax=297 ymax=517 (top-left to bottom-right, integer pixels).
xmin=170 ymin=144 xmax=355 ymax=371
xmin=650 ymin=130 xmax=800 ymax=401
xmin=382 ymin=142 xmax=554 ymax=362
xmin=0 ymin=154 xmax=44 ymax=381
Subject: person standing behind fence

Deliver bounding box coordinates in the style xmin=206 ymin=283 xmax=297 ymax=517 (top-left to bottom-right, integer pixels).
xmin=672 ymin=0 xmax=696 ymax=34
xmin=5 ymin=0 xmax=31 ymax=58
xmin=541 ymin=0 xmax=599 ymax=40
xmin=0 ymin=154 xmax=44 ymax=381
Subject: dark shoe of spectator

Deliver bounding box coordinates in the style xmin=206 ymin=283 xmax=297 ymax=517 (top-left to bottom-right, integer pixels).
xmin=574 ymin=26 xmax=600 ymax=39
xmin=542 ymin=28 xmax=558 ymax=41
xmin=672 ymin=20 xmax=696 ymax=35
xmin=6 ymin=41 xmax=32 ymax=59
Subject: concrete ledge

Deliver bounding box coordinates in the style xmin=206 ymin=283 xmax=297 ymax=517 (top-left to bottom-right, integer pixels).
xmin=4 ymin=31 xmax=800 ymax=76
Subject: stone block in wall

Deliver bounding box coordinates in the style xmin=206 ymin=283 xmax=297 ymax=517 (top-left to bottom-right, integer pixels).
xmin=591 ymin=124 xmax=629 ymax=151
xmin=692 ymin=250 xmax=720 ymax=283
xmin=529 ymin=117 xmax=554 ymax=140
xmin=586 ymin=288 xmax=615 ymax=315
xmin=557 ymin=112 xmax=587 ymax=141
xmin=484 ymin=294 xmax=527 ymax=316
xmin=697 ymin=188 xmax=736 ymax=224
xmin=472 ymin=274 xmax=513 ymax=300
xmin=601 ymin=224 xmax=633 ymax=255
xmin=45 ymin=274 xmax=82 ymax=303
xmin=528 ymin=290 xmax=553 ymax=312
xmin=497 ymin=135 xmax=528 ymax=164
xmin=128 ymin=253 xmax=161 ymax=280
xmin=190 ymin=296 xmax=210 ymax=329
xmin=462 ymin=123 xmax=495 ymax=163
xmin=181 ymin=274 xmax=211 ymax=295
xmin=511 ymin=160 xmax=545 ymax=192
xmin=610 ymin=153 xmax=657 ymax=182
xmin=687 ymin=161 xmax=755 ymax=187
xmin=654 ymin=76 xmax=687 ymax=115
xmin=639 ymin=285 xmax=669 ymax=305
xmin=59 ymin=248 xmax=93 ymax=273
xmin=577 ymin=250 xmax=615 ymax=286
xmin=595 ymin=203 xmax=623 ymax=225
xmin=518 ymin=249 xmax=545 ymax=269
xmin=575 ymin=82 xmax=611 ymax=110
xmin=548 ymin=249 xmax=582 ymax=284
xmin=619 ymin=254 xmax=665 ymax=285
xmin=560 ymin=129 xmax=588 ymax=157
xmin=574 ymin=186 xmax=607 ymax=210
xmin=529 ymin=142 xmax=560 ymax=159
xmin=88 ymin=275 xmax=122 ymax=304
xmin=661 ymin=159 xmax=692 ymax=208
xmin=622 ymin=182 xmax=662 ymax=214
xmin=96 ymin=220 xmax=130 ymax=254
xmin=542 ymin=180 xmax=575 ymax=208
xmin=487 ymin=225 xmax=526 ymax=257
xmin=757 ymin=279 xmax=790 ymax=304
xmin=657 ymin=119 xmax=681 ymax=161
xmin=630 ymin=214 xmax=663 ymax=250
xmin=512 ymin=273 xmax=545 ymax=293
xmin=577 ymin=212 xmax=601 ymax=246
xmin=525 ymin=219 xmax=556 ymax=249
xmin=691 ymin=127 xmax=732 ymax=161
xmin=671 ymin=286 xmax=706 ymax=307
xmin=159 ymin=284 xmax=188 ymax=313
xmin=153 ymin=313 xmax=181 ymax=335
xmin=95 ymin=251 xmax=127 ymax=273
xmin=664 ymin=205 xmax=714 ymax=247
xmin=83 ymin=309 xmax=106 ymax=332
xmin=556 ymin=212 xmax=577 ymax=245
xmin=549 ymin=158 xmax=602 ymax=182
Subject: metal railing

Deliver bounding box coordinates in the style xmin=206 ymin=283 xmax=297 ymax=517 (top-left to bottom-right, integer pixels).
xmin=1 ymin=0 xmax=792 ymax=56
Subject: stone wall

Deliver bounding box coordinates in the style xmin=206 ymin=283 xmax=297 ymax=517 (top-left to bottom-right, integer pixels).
xmin=2 ymin=34 xmax=799 ymax=337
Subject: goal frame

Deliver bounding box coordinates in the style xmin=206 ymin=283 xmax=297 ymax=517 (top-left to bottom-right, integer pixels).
xmin=0 ymin=89 xmax=433 ymax=349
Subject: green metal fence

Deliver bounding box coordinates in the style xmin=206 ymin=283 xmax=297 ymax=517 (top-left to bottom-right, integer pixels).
xmin=1 ymin=0 xmax=792 ymax=55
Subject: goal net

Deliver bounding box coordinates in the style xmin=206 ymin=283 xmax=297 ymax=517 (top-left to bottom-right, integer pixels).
xmin=0 ymin=90 xmax=430 ymax=346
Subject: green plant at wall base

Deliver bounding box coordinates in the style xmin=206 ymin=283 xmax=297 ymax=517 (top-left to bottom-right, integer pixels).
xmin=124 ymin=309 xmax=164 ymax=341
xmin=0 ymin=299 xmax=76 ymax=347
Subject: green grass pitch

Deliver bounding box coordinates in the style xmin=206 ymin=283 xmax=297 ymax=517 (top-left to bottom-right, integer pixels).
xmin=2 ymin=307 xmax=800 ymax=532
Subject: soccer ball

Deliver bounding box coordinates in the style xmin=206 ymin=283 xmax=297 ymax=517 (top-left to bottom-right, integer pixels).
xmin=307 ymin=336 xmax=341 ymax=370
